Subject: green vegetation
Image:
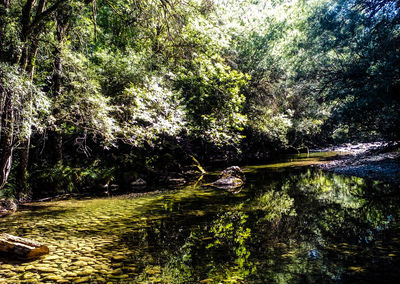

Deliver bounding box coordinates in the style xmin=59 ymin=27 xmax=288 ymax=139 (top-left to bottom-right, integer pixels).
xmin=1 ymin=0 xmax=399 ymax=197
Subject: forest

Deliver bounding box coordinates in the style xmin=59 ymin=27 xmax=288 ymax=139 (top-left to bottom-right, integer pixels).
xmin=0 ymin=0 xmax=400 ymax=282
xmin=1 ymin=0 xmax=398 ymax=200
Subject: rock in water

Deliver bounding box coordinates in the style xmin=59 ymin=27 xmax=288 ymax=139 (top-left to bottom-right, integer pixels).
xmin=212 ymin=166 xmax=245 ymax=189
xmin=0 ymin=199 xmax=17 ymax=217
xmin=167 ymin=178 xmax=186 ymax=186
xmin=0 ymin=233 xmax=49 ymax=259
xmin=219 ymin=166 xmax=245 ymax=180
xmin=131 ymin=178 xmax=147 ymax=188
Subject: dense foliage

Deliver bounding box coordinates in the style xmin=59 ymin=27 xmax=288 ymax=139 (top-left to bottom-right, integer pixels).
xmin=0 ymin=0 xmax=399 ymax=198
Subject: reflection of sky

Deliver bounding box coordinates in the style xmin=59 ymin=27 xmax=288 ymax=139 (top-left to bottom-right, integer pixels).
xmin=307 ymin=248 xmax=320 ymax=259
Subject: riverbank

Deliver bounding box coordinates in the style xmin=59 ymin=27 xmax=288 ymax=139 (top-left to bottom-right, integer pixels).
xmin=315 ymin=142 xmax=400 ymax=184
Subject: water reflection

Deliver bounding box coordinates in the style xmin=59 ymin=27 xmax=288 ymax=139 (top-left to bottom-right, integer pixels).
xmin=0 ymin=155 xmax=399 ymax=283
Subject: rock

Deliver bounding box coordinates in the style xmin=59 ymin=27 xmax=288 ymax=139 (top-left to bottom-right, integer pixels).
xmin=45 ymin=255 xmax=59 ymax=261
xmin=1 ymin=264 xmax=15 ymax=269
xmin=212 ymin=166 xmax=245 ymax=189
xmin=77 ymin=268 xmax=95 ymax=276
xmin=43 ymin=274 xmax=64 ymax=281
xmin=74 ymin=277 xmax=91 ymax=283
xmin=167 ymin=178 xmax=186 ymax=186
xmin=5 ymin=271 xmax=18 ymax=277
xmin=212 ymin=177 xmax=244 ymax=188
xmin=72 ymin=261 xmax=87 ymax=267
xmin=109 ymin=184 xmax=119 ymax=191
xmin=219 ymin=166 xmax=245 ymax=180
xmin=0 ymin=199 xmax=17 ymax=217
xmin=111 ymin=255 xmax=125 ymax=261
xmin=131 ymin=178 xmax=147 ymax=188
xmin=111 ymin=268 xmax=123 ymax=275
xmin=35 ymin=266 xmax=58 ymax=273
xmin=23 ymin=272 xmax=37 ymax=279
xmin=124 ymin=266 xmax=137 ymax=272
xmin=96 ymin=277 xmax=106 ymax=283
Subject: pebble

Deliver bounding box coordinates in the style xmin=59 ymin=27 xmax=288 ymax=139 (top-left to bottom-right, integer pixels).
xmin=44 ymin=274 xmax=64 ymax=281
xmin=36 ymin=266 xmax=58 ymax=273
xmin=72 ymin=261 xmax=88 ymax=267
xmin=96 ymin=276 xmax=106 ymax=283
xmin=62 ymin=272 xmax=78 ymax=277
xmin=74 ymin=276 xmax=91 ymax=283
xmin=23 ymin=272 xmax=36 ymax=279
xmin=77 ymin=268 xmax=95 ymax=276
xmin=111 ymin=255 xmax=125 ymax=261
xmin=5 ymin=271 xmax=18 ymax=277
xmin=124 ymin=267 xmax=137 ymax=273
xmin=21 ymin=279 xmax=39 ymax=283
xmin=45 ymin=255 xmax=59 ymax=261
xmin=22 ymin=264 xmax=35 ymax=271
xmin=94 ymin=264 xmax=109 ymax=270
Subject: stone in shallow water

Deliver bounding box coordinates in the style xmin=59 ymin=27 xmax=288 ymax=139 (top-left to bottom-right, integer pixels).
xmin=111 ymin=255 xmax=125 ymax=261
xmin=43 ymin=274 xmax=64 ymax=281
xmin=93 ymin=264 xmax=109 ymax=270
xmin=79 ymin=257 xmax=94 ymax=262
xmin=123 ymin=266 xmax=137 ymax=272
xmin=72 ymin=260 xmax=88 ymax=267
xmin=74 ymin=276 xmax=91 ymax=283
xmin=96 ymin=276 xmax=106 ymax=283
xmin=77 ymin=268 xmax=95 ymax=276
xmin=21 ymin=279 xmax=39 ymax=283
xmin=16 ymin=266 xmax=28 ymax=272
xmin=5 ymin=271 xmax=18 ymax=277
xmin=35 ymin=266 xmax=58 ymax=273
xmin=111 ymin=262 xmax=123 ymax=268
xmin=22 ymin=272 xmax=37 ymax=279
xmin=1 ymin=264 xmax=14 ymax=269
xmin=110 ymin=268 xmax=123 ymax=275
xmin=45 ymin=255 xmax=59 ymax=261
xmin=62 ymin=272 xmax=78 ymax=277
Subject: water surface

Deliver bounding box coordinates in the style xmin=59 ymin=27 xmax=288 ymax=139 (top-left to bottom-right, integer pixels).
xmin=1 ymin=152 xmax=400 ymax=283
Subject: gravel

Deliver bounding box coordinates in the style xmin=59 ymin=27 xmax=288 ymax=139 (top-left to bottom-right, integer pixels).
xmin=315 ymin=142 xmax=400 ymax=184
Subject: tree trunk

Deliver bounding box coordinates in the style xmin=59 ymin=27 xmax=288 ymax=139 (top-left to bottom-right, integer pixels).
xmin=50 ymin=7 xmax=70 ymax=165
xmin=0 ymin=233 xmax=49 ymax=259
xmin=15 ymin=0 xmax=48 ymax=198
xmin=16 ymin=138 xmax=31 ymax=200
xmin=0 ymin=93 xmax=14 ymax=190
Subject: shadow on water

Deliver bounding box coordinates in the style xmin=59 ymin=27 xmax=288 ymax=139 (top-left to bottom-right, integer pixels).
xmin=1 ymin=152 xmax=400 ymax=283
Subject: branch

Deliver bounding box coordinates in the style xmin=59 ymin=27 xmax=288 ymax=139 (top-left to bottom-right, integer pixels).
xmin=26 ymin=0 xmax=68 ymax=36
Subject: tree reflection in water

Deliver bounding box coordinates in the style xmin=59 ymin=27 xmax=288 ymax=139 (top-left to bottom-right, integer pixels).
xmin=1 ymin=166 xmax=399 ymax=283
xmin=126 ymin=168 xmax=400 ymax=283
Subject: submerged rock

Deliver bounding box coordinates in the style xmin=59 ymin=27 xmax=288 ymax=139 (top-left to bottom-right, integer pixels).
xmin=0 ymin=199 xmax=17 ymax=217
xmin=212 ymin=166 xmax=245 ymax=189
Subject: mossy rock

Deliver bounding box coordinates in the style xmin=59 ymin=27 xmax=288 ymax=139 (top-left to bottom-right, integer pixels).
xmin=212 ymin=166 xmax=245 ymax=189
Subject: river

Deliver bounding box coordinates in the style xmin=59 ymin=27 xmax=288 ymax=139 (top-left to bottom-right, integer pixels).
xmin=1 ymin=152 xmax=399 ymax=283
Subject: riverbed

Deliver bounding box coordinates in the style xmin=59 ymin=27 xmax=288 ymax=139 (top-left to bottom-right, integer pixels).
xmin=1 ymin=152 xmax=400 ymax=283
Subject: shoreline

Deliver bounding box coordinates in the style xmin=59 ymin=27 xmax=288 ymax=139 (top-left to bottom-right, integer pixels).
xmin=315 ymin=142 xmax=400 ymax=184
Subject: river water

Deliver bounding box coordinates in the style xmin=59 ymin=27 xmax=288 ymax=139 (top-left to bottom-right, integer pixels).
xmin=1 ymin=152 xmax=400 ymax=283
